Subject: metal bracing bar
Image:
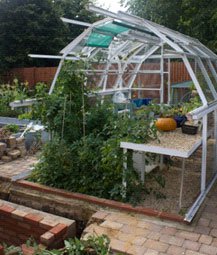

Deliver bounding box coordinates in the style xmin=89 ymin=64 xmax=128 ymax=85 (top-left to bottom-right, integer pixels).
xmin=194 ymin=46 xmax=210 ymax=58
xmin=128 ymin=30 xmax=160 ymax=45
xmin=160 ymin=44 xmax=164 ymax=103
xmin=60 ymin=27 xmax=92 ymax=54
xmin=118 ymin=43 xmax=144 ymax=63
xmin=29 ymin=54 xmax=79 ymax=60
xmin=179 ymin=159 xmax=185 ymax=209
xmin=198 ymin=43 xmax=217 ymax=59
xmin=181 ymin=45 xmax=198 ymax=57
xmin=60 ymin=17 xmax=91 ymax=27
xmin=182 ymin=55 xmax=207 ymax=106
xmin=164 ymin=49 xmax=196 ymax=58
xmin=128 ymin=45 xmax=160 ymax=89
xmin=201 ymin=115 xmax=208 ymax=192
xmin=49 ymin=59 xmax=65 ymax=94
xmin=214 ymin=110 xmax=217 ymax=172
xmin=99 ymin=42 xmax=138 ymax=90
xmin=207 ymin=60 xmax=217 ymax=84
xmin=117 ymin=11 xmax=184 ymax=53
xmin=190 ymin=102 xmax=217 ymax=120
xmin=184 ymin=171 xmax=217 ymax=222
xmin=145 ymin=18 xmax=200 ymax=46
xmin=114 ymin=44 xmax=145 ymax=89
xmin=60 ymin=17 xmax=112 ymax=54
xmin=131 ymin=88 xmax=161 ymax=91
xmin=168 ymin=58 xmax=171 ymax=104
xmin=197 ymin=58 xmax=217 ymax=99
xmin=49 ymin=27 xmax=94 ymax=94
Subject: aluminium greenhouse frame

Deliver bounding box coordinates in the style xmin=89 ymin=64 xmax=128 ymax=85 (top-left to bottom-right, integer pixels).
xmin=30 ymin=5 xmax=217 ymax=222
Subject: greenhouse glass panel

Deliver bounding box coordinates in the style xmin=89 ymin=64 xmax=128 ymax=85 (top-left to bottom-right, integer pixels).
xmin=96 ymin=22 xmax=129 ymax=35
xmin=202 ymin=60 xmax=217 ymax=93
xmin=195 ymin=61 xmax=215 ymax=103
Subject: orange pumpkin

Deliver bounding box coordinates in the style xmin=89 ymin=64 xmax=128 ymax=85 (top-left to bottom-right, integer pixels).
xmin=155 ymin=118 xmax=177 ymax=131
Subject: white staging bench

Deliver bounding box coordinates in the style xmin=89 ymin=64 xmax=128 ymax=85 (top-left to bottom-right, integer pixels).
xmin=120 ymin=129 xmax=202 ymax=209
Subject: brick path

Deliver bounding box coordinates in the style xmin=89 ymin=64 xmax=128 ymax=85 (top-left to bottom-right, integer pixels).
xmin=83 ymin=182 xmax=217 ymax=255
xmin=0 ymin=156 xmax=38 ymax=180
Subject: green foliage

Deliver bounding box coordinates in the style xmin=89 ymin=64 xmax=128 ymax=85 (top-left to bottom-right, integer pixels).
xmin=30 ymin=61 xmax=158 ymax=203
xmin=3 ymin=124 xmax=19 ymax=133
xmin=2 ymin=235 xmax=114 ymax=255
xmin=122 ymin=0 xmax=217 ymax=53
xmin=0 ymin=0 xmax=98 ymax=70
xmin=0 ymin=79 xmax=29 ymax=117
xmin=31 ymin=62 xmax=87 ymax=142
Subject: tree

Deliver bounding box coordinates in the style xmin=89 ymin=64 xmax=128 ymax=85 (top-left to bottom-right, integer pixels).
xmin=180 ymin=0 xmax=217 ymax=51
xmin=122 ymin=0 xmax=217 ymax=53
xmin=0 ymin=0 xmax=97 ymax=70
xmin=0 ymin=0 xmax=68 ymax=69
xmin=54 ymin=0 xmax=98 ymax=41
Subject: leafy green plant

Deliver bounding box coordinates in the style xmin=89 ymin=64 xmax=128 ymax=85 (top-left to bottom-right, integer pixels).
xmin=0 ymin=79 xmax=30 ymax=117
xmin=29 ymin=61 xmax=161 ymax=204
xmin=3 ymin=124 xmax=19 ymax=133
xmin=2 ymin=235 xmax=114 ymax=255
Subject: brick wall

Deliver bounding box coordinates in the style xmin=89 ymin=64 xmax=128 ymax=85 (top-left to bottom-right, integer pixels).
xmin=0 ymin=199 xmax=76 ymax=249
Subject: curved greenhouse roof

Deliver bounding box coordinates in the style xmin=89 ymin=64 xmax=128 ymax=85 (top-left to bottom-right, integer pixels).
xmin=31 ymin=5 xmax=217 ymax=111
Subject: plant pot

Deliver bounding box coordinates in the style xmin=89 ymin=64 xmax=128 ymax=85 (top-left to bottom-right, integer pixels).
xmin=174 ymin=115 xmax=187 ymax=128
xmin=155 ymin=117 xmax=177 ymax=131
xmin=181 ymin=124 xmax=198 ymax=135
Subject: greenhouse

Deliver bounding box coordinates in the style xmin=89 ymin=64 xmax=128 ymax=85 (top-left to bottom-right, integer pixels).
xmin=29 ymin=5 xmax=217 ymax=222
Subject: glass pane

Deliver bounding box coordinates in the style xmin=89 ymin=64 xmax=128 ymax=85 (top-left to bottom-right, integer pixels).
xmin=97 ymin=22 xmax=129 ymax=35
xmin=195 ymin=61 xmax=215 ymax=103
xmin=202 ymin=60 xmax=217 ymax=92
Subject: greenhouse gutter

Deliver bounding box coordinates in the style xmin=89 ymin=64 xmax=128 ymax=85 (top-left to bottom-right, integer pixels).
xmin=190 ymin=102 xmax=217 ymax=119
xmin=185 ymin=172 xmax=217 ymax=222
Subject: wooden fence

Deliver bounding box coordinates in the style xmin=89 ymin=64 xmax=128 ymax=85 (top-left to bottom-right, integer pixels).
xmin=2 ymin=62 xmax=191 ymax=88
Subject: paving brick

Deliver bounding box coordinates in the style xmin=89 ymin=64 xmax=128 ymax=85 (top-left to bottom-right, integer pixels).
xmin=199 ymin=244 xmax=217 ymax=255
xmin=136 ymin=227 xmax=150 ymax=236
xmin=147 ymin=232 xmax=161 ymax=241
xmin=132 ymin=236 xmax=147 ymax=246
xmin=194 ymin=226 xmax=211 ymax=235
xmin=143 ymin=240 xmax=169 ymax=253
xmin=186 ymin=250 xmax=205 ymax=255
xmin=92 ymin=211 xmax=109 ymax=222
xmin=183 ymin=240 xmax=201 ymax=251
xmin=210 ymin=228 xmax=217 ymax=238
xmin=176 ymin=230 xmax=200 ymax=241
xmin=209 ymin=220 xmax=217 ymax=228
xmin=100 ymin=220 xmax=123 ymax=230
xmin=167 ymin=245 xmax=185 ymax=255
xmin=110 ymin=239 xmax=130 ymax=253
xmin=211 ymin=238 xmax=217 ymax=247
xmin=116 ymin=232 xmax=135 ymax=243
xmin=161 ymin=226 xmax=177 ymax=235
xmin=198 ymin=218 xmax=210 ymax=227
xmin=199 ymin=234 xmax=212 ymax=245
xmin=160 ymin=234 xmax=184 ymax=246
xmin=144 ymin=249 xmax=159 ymax=255
xmin=121 ymin=225 xmax=138 ymax=235
xmin=127 ymin=244 xmax=147 ymax=255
